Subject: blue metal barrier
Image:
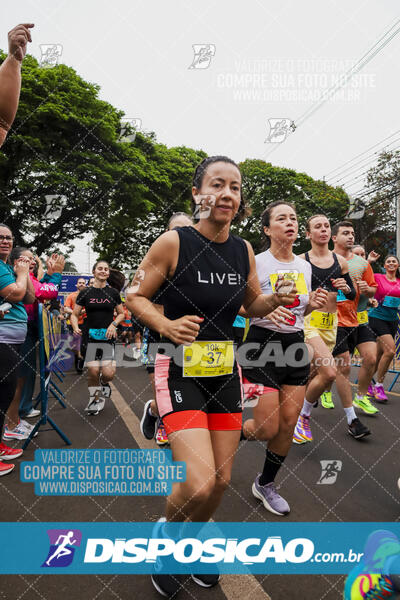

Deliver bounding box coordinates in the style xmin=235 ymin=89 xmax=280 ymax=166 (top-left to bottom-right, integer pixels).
xmin=22 ymin=304 xmax=71 ymax=449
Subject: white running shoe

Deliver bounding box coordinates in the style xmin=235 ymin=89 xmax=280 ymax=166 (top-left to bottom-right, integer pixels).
xmin=85 ymin=392 xmax=105 ymax=415
xmin=24 ymin=408 xmax=40 ymax=418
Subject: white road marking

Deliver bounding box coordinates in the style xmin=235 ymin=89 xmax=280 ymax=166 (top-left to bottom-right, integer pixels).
xmin=110 ymin=381 xmax=272 ymax=600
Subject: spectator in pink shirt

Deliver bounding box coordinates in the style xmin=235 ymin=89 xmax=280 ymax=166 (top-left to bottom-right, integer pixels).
xmin=368 ymin=256 xmax=400 ymax=402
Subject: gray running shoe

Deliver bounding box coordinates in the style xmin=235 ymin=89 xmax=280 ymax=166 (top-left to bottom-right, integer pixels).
xmin=252 ymin=474 xmax=290 ymax=516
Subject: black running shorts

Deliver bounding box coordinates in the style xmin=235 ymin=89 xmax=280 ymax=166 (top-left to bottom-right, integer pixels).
xmin=241 ymin=326 xmax=310 ymax=390
xmin=369 ymin=316 xmax=398 ymax=339
xmin=332 ymin=325 xmax=376 ymax=357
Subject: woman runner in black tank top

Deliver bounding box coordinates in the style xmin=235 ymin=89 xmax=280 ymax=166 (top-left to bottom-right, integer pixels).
xmin=293 ymin=215 xmax=356 ymax=446
xmin=305 ymin=250 xmax=342 ymax=290
xmin=126 ymin=156 xmax=297 ymax=598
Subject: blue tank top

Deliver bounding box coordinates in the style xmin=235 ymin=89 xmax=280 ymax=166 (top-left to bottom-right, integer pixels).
xmin=162 ymin=226 xmax=250 ymax=342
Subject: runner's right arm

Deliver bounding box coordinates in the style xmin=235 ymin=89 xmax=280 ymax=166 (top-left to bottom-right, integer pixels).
xmin=0 ymin=24 xmax=33 ymax=147
xmin=71 ymin=303 xmax=84 ymax=334
xmin=126 ymin=231 xmax=203 ymax=345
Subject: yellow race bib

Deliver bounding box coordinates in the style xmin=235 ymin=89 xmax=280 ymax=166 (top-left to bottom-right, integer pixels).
xmin=269 ymin=272 xmax=308 ymax=295
xmin=357 ymin=310 xmax=368 ymax=325
xmin=310 ymin=311 xmax=335 ymax=330
xmin=183 ymin=341 xmax=234 ymax=377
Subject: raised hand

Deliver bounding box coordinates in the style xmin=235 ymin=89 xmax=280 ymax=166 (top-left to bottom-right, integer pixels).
xmin=52 ymin=253 xmax=65 ymax=273
xmin=8 ymin=23 xmax=34 ymax=62
xmin=14 ymin=255 xmax=30 ymax=275
xmin=367 ymin=250 xmax=380 ymax=264
xmin=46 ymin=253 xmax=65 ymax=274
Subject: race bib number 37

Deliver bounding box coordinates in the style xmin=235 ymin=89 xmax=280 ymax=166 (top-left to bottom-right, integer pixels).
xmin=183 ymin=341 xmax=234 ymax=377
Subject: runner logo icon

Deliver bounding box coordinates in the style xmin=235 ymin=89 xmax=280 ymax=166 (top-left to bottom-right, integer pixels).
xmin=265 ymin=118 xmax=296 ymax=143
xmin=317 ymin=460 xmax=342 ymax=485
xmin=42 ymin=529 xmax=82 ymax=567
xmin=188 ymin=44 xmax=216 ymax=69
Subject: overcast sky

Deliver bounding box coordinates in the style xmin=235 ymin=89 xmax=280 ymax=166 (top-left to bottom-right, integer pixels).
xmin=5 ymin=0 xmax=400 ymax=271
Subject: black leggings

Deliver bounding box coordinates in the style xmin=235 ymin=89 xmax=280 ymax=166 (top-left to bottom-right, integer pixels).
xmin=0 ymin=343 xmax=21 ymax=435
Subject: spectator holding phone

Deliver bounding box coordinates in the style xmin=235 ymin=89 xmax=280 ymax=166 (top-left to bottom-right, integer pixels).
xmin=0 ymin=224 xmax=35 ymax=475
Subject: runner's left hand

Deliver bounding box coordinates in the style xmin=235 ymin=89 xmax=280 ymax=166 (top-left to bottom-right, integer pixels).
xmin=356 ymin=279 xmax=368 ymax=294
xmin=309 ymin=287 xmax=328 ymax=309
xmin=331 ymin=277 xmax=350 ymax=292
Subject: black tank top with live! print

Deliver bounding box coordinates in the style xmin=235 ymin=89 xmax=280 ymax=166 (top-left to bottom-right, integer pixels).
xmin=161 ymin=226 xmax=250 ymax=342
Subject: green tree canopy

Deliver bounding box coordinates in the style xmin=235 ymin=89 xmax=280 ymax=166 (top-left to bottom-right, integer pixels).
xmin=92 ymin=140 xmax=206 ymax=267
xmin=351 ymin=150 xmax=400 ymax=257
xmin=0 ymin=52 xmax=156 ymax=254
xmin=233 ymin=159 xmax=349 ymax=253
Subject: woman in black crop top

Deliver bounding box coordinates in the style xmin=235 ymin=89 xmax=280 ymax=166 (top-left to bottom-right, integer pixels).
xmin=126 ymin=156 xmax=297 ymax=597
xmin=71 ymin=261 xmax=125 ymax=415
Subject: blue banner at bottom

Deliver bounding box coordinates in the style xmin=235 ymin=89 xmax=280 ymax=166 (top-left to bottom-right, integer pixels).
xmin=1 ymin=522 xmax=400 ymax=575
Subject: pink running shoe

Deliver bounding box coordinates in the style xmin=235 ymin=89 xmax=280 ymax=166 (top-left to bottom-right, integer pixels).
xmin=374 ymin=383 xmax=388 ymax=403
xmin=367 ymin=383 xmax=376 ymax=397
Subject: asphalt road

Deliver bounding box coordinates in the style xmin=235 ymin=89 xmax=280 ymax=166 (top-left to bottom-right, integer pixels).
xmin=2 ymin=352 xmax=400 ymax=600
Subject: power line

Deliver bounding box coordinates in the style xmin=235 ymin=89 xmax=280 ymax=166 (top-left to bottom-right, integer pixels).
xmin=333 ymin=146 xmax=400 ymax=189
xmin=295 ymin=18 xmax=400 ymax=128
xmin=349 ymin=180 xmax=397 ymax=200
xmin=324 ymin=129 xmax=400 ymax=179
xmin=264 ymin=18 xmax=400 ymax=160
xmin=326 ymin=138 xmax=400 ymax=185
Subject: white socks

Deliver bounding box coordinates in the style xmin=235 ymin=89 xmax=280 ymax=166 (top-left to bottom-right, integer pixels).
xmin=301 ymin=399 xmax=314 ymax=417
xmin=344 ymin=406 xmax=357 ymax=424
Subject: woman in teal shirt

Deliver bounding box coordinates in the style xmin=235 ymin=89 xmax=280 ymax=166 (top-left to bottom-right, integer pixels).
xmin=0 ymin=223 xmax=35 ymax=475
